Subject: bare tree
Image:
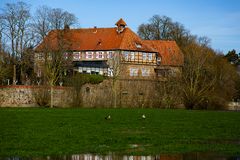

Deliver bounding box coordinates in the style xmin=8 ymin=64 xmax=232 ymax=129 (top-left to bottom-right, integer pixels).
xmin=138 ymin=15 xmax=194 ymax=49
xmin=48 ymin=8 xmax=78 ymax=30
xmin=157 ymin=76 xmax=182 ymax=108
xmin=180 ymin=43 xmax=217 ymax=109
xmin=138 ymin=24 xmax=154 ymax=40
xmin=0 ymin=52 xmax=12 ymax=85
xmin=2 ymin=1 xmax=32 ymax=84
xmin=0 ymin=15 xmax=4 ymax=53
xmin=32 ymin=5 xmax=78 ymax=107
xmin=32 ymin=6 xmax=52 ymax=41
xmin=40 ymin=30 xmax=72 ymax=108
xmin=0 ymin=1 xmax=79 ymax=86
xmin=138 ymin=15 xmax=173 ymax=40
xmin=3 ymin=2 xmax=31 ymax=58
xmin=32 ymin=6 xmax=78 ymax=45
xmin=108 ymin=51 xmax=122 ymax=108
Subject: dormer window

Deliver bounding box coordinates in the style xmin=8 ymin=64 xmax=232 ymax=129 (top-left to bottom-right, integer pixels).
xmin=97 ymin=39 xmax=102 ymax=45
xmin=135 ymin=43 xmax=142 ymax=49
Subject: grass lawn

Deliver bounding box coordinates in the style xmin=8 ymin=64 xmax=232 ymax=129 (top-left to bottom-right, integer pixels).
xmin=0 ymin=108 xmax=240 ymax=157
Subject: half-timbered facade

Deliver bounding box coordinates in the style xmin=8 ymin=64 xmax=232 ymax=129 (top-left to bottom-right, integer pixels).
xmin=35 ymin=18 xmax=183 ymax=79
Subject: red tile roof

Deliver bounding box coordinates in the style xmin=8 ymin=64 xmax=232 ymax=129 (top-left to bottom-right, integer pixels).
xmin=144 ymin=40 xmax=184 ymax=66
xmin=35 ymin=27 xmax=156 ymax=53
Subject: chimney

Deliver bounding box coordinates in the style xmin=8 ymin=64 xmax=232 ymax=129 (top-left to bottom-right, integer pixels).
xmin=93 ymin=26 xmax=97 ymax=33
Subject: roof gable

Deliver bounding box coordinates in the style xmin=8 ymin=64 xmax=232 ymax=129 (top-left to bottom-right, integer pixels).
xmin=144 ymin=40 xmax=184 ymax=66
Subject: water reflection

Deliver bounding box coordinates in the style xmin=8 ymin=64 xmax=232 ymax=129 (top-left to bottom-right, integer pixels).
xmin=1 ymin=153 xmax=240 ymax=160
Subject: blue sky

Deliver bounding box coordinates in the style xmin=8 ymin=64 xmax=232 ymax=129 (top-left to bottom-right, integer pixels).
xmin=0 ymin=0 xmax=240 ymax=54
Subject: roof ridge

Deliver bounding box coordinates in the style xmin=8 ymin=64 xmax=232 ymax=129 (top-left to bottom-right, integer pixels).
xmin=75 ymin=27 xmax=115 ymax=30
xmin=144 ymin=39 xmax=176 ymax=42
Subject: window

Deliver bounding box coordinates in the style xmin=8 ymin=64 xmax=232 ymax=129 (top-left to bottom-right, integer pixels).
xmin=148 ymin=53 xmax=153 ymax=61
xmin=64 ymin=52 xmax=69 ymax=59
xmin=37 ymin=53 xmax=43 ymax=60
xmin=141 ymin=68 xmax=150 ymax=76
xmin=96 ymin=51 xmax=104 ymax=59
xmin=73 ymin=52 xmax=80 ymax=60
xmin=123 ymin=51 xmax=129 ymax=61
xmin=135 ymin=43 xmax=142 ymax=48
xmin=130 ymin=52 xmax=135 ymax=61
xmin=108 ymin=68 xmax=113 ymax=77
xmin=130 ymin=68 xmax=138 ymax=76
xmin=86 ymin=67 xmax=91 ymax=73
xmin=78 ymin=67 xmax=83 ymax=73
xmin=37 ymin=69 xmax=41 ymax=77
xmin=107 ymin=51 xmax=114 ymax=59
xmin=142 ymin=53 xmax=147 ymax=61
xmin=86 ymin=52 xmax=93 ymax=59
xmin=99 ymin=52 xmax=103 ymax=58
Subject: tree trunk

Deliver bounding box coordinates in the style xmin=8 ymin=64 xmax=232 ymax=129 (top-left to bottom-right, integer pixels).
xmin=20 ymin=66 xmax=24 ymax=85
xmin=13 ymin=65 xmax=16 ymax=85
xmin=50 ymin=85 xmax=53 ymax=108
xmin=114 ymin=87 xmax=117 ymax=108
xmin=112 ymin=79 xmax=117 ymax=108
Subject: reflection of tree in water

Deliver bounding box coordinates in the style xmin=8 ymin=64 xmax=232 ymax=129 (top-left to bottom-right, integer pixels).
xmin=3 ymin=153 xmax=239 ymax=160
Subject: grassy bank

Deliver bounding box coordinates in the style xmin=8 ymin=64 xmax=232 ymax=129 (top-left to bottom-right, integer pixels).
xmin=0 ymin=108 xmax=240 ymax=156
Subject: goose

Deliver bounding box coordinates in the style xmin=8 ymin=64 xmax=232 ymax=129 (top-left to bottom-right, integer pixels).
xmin=105 ymin=115 xmax=111 ymax=120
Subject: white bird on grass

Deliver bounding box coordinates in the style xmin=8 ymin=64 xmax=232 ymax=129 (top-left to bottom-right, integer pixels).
xmin=105 ymin=115 xmax=111 ymax=120
xmin=142 ymin=114 xmax=146 ymax=119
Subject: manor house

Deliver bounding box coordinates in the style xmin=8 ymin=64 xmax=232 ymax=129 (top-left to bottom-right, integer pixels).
xmin=35 ymin=18 xmax=183 ymax=80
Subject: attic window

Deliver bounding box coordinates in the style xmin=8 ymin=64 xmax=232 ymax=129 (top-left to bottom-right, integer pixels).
xmin=135 ymin=43 xmax=142 ymax=48
xmin=97 ymin=39 xmax=102 ymax=45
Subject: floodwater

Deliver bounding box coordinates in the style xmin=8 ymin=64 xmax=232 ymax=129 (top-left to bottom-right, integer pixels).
xmin=0 ymin=153 xmax=240 ymax=160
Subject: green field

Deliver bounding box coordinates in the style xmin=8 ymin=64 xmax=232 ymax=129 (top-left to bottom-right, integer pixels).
xmin=0 ymin=108 xmax=240 ymax=157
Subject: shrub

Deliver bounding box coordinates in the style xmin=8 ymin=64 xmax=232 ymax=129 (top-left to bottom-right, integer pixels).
xmin=87 ymin=74 xmax=105 ymax=84
xmin=0 ymin=92 xmax=4 ymax=106
xmin=64 ymin=74 xmax=105 ymax=86
xmin=64 ymin=74 xmax=105 ymax=107
xmin=33 ymin=86 xmax=50 ymax=107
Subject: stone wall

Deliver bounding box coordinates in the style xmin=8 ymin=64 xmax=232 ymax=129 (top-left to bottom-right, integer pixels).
xmin=0 ymin=82 xmax=238 ymax=110
xmin=0 ymin=86 xmax=34 ymax=107
xmin=0 ymin=79 xmax=162 ymax=108
xmin=0 ymin=85 xmax=72 ymax=107
xmin=80 ymin=79 xmax=160 ymax=108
